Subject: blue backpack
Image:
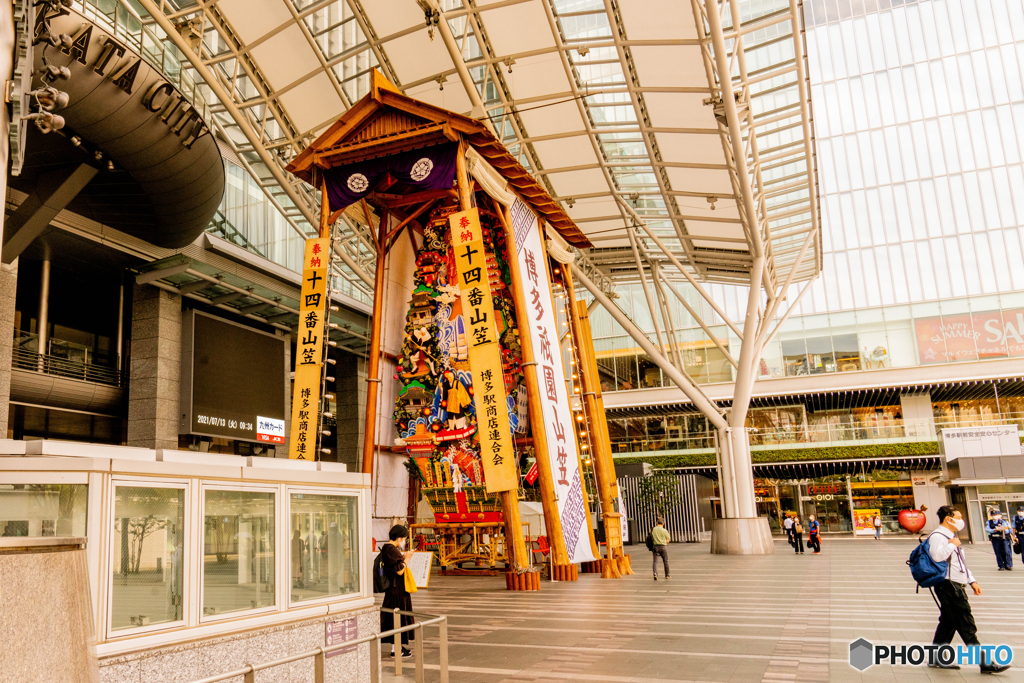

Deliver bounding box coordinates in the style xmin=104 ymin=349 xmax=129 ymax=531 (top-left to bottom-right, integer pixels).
xmin=907 ymin=532 xmax=949 ymax=594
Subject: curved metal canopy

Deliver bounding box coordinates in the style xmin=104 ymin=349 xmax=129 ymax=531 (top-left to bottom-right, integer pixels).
xmin=135 ymin=0 xmax=820 ymax=296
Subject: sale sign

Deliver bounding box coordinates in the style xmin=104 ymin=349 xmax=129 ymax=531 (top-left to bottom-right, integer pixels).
xmin=915 ymin=308 xmax=1024 ymax=364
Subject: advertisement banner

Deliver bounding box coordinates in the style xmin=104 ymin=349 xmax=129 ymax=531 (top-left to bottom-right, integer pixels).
xmin=450 ymin=208 xmax=518 ymax=493
xmin=288 ymin=237 xmax=330 ymax=459
xmin=854 ymin=508 xmax=881 ymax=536
xmin=510 ymin=197 xmax=596 ymax=564
xmin=915 ymin=309 xmax=1024 ymax=364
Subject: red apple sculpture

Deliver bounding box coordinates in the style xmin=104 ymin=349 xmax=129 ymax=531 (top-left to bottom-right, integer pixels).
xmin=898 ymin=507 xmax=927 ymax=533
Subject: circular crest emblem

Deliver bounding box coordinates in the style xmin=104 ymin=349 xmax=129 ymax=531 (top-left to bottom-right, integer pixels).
xmin=347 ymin=173 xmax=369 ymax=193
xmin=410 ymin=158 xmax=434 ymax=182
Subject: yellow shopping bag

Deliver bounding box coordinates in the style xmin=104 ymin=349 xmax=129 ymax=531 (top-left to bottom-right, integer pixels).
xmin=403 ymin=567 xmax=418 ymax=593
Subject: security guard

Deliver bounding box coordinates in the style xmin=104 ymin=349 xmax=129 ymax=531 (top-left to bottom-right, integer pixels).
xmin=985 ymin=509 xmax=1014 ymax=571
xmin=1014 ymin=506 xmax=1024 ymax=565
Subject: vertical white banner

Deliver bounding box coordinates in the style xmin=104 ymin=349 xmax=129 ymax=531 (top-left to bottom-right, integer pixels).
xmin=510 ymin=197 xmax=596 ymax=564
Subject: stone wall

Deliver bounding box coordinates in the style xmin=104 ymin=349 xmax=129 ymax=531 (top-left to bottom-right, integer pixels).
xmin=126 ymin=285 xmax=181 ymax=449
xmin=99 ymin=607 xmax=379 ymax=683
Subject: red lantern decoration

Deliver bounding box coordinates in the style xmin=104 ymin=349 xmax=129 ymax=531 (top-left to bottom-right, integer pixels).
xmin=421 ymin=407 xmax=431 ymax=416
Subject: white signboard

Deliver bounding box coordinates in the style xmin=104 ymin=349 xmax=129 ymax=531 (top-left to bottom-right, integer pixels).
xmin=617 ymin=493 xmax=629 ymax=543
xmin=510 ymin=197 xmax=596 ymax=565
xmin=257 ymin=416 xmax=286 ymax=444
xmin=941 ymin=425 xmax=1020 ymax=461
xmin=406 ymin=551 xmax=433 ymax=588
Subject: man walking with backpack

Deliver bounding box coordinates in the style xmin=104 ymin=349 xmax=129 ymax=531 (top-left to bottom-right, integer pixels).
xmin=925 ymin=506 xmax=1010 ymax=674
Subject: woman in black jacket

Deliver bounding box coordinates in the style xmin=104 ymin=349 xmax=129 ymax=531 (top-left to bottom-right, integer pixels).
xmin=792 ymin=516 xmax=805 ymax=554
xmin=380 ymin=524 xmax=414 ymax=659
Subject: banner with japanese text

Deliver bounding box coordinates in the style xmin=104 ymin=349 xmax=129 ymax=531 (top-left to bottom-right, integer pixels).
xmin=450 ymin=208 xmax=518 ymax=492
xmin=288 ymin=237 xmax=330 ymax=459
xmin=509 ymin=197 xmax=596 ymax=564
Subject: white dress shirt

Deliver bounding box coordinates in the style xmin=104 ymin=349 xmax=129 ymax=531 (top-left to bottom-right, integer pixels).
xmin=784 ymin=517 xmax=793 ymax=530
xmin=928 ymin=525 xmax=976 ymax=585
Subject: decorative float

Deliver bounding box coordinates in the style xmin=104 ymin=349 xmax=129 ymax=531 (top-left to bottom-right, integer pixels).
xmin=286 ymin=70 xmax=631 ymax=590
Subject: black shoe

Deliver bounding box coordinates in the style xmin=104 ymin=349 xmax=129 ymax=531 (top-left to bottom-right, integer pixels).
xmin=929 ymin=662 xmax=961 ymax=670
xmin=998 ymin=567 xmax=1006 ymax=570
xmin=1006 ymin=567 xmax=1013 ymax=571
xmin=981 ymin=662 xmax=1011 ymax=674
xmin=389 ymin=648 xmax=413 ymax=659
xmin=653 ymin=574 xmax=658 ymax=580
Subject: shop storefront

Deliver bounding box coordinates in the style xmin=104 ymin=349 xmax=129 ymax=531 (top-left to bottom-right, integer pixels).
xmin=753 ymin=471 xmax=932 ymax=536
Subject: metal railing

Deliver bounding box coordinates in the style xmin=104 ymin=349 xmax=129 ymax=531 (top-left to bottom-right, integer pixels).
xmin=188 ymin=608 xmax=448 ymax=683
xmin=612 ymin=413 xmax=1024 ymax=455
xmin=12 ymin=333 xmax=123 ymax=388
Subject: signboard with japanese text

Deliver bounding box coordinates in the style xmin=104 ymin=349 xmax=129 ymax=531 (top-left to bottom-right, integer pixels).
xmin=324 ymin=617 xmax=357 ymax=657
xmin=915 ymin=309 xmax=1024 ymax=364
xmin=450 ymin=208 xmax=518 ymax=492
xmin=509 ymin=197 xmax=596 ymax=564
xmin=940 ymin=425 xmax=1021 ymax=461
xmin=179 ymin=311 xmax=286 ymax=444
xmin=288 ymin=237 xmax=331 ymax=460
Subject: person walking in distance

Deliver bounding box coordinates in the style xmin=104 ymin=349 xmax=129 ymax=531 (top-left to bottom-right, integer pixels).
xmin=927 ymin=506 xmax=1010 ymax=673
xmin=379 ymin=525 xmax=415 ymax=659
xmin=807 ymin=514 xmax=821 ymax=554
xmin=783 ymin=513 xmax=794 ymax=547
xmin=792 ymin=516 xmax=805 ymax=554
xmin=650 ymin=518 xmax=670 ymax=580
xmin=873 ymin=514 xmax=882 ymax=540
xmin=985 ymin=509 xmax=1014 ymax=571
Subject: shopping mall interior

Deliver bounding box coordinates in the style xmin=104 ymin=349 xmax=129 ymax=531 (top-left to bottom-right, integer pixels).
xmin=1 ymin=0 xmax=1023 ymax=681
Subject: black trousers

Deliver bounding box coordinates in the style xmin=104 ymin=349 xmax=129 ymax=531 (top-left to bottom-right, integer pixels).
xmin=808 ymin=532 xmax=820 ymax=552
xmin=932 ymin=580 xmax=979 ymax=647
xmin=653 ymin=545 xmax=670 ymax=576
xmin=793 ymin=532 xmax=804 ymax=553
xmin=786 ymin=527 xmax=794 ymax=546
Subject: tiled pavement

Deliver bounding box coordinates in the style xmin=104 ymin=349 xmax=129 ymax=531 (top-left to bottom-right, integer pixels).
xmin=379 ymin=538 xmax=1024 ymax=683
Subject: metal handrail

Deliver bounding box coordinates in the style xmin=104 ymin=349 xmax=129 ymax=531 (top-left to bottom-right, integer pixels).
xmin=187 ymin=608 xmax=448 ymax=683
xmin=11 ymin=346 xmax=123 ymax=388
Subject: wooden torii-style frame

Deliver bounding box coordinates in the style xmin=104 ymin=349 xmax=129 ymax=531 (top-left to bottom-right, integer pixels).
xmin=286 ymin=70 xmax=607 ymax=581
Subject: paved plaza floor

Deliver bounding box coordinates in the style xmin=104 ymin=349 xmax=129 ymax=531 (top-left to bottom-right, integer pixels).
xmin=379 ymin=538 xmax=1024 ymax=683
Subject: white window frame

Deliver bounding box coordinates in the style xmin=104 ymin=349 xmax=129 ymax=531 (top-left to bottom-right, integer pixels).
xmin=285 ymin=486 xmax=365 ymax=610
xmin=197 ymin=481 xmax=281 ymax=624
xmin=106 ymin=477 xmax=190 ymax=639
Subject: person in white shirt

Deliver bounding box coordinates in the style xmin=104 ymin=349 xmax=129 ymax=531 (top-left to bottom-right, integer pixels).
xmin=783 ymin=514 xmax=794 ymax=547
xmin=927 ymin=505 xmax=1010 ymax=674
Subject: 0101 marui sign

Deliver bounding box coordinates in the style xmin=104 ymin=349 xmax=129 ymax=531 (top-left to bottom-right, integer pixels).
xmin=915 ymin=309 xmax=1024 ymax=364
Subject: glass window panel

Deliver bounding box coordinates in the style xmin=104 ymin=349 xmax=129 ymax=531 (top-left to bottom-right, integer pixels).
xmin=957 ymin=54 xmax=980 ymax=111
xmin=938 ymin=116 xmax=960 ymax=173
xmin=884 ymin=127 xmax=904 ymax=182
xmin=111 ymin=485 xmax=185 ymax=631
xmin=915 ymin=241 xmax=938 ymax=300
xmin=1001 ymin=46 xmax=1024 ymax=102
xmin=991 ymin=166 xmax=1015 ymax=228
xmin=892 ymin=183 xmax=914 ymax=242
xmin=971 ymin=50 xmax=994 ymax=107
xmin=888 ymin=68 xmax=909 ymax=123
xmin=614 ymin=354 xmax=639 ymax=391
xmin=781 ymin=338 xmax=810 ymax=376
xmin=901 ymin=243 xmax=923 ymax=301
xmin=967 ymin=111 xmax=990 ymax=169
xmin=925 ymin=119 xmax=946 ymax=176
xmin=871 ymin=129 xmax=891 ymax=185
xmin=1005 ymin=228 xmax=1024 ymax=290
xmin=861 ymin=248 xmax=882 ymax=307
xmin=847 ymin=250 xmax=868 ymax=308
xmin=944 ymin=236 xmax=969 ymax=297
xmin=290 ymin=493 xmax=359 ymax=602
xmin=997 ymin=106 xmax=1020 ymax=165
xmin=0 ymin=484 xmax=87 ymax=537
xmin=858 ymin=132 xmax=876 ymax=187
xmin=932 ymin=177 xmax=957 ymax=236
xmin=202 ymin=489 xmax=275 ymax=617
xmin=905 ymin=182 xmax=929 ymax=240
xmin=876 ymin=70 xmax=897 ymax=126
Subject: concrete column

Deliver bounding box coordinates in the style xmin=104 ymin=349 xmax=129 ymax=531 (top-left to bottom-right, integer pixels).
xmin=127 ymin=284 xmax=181 ymax=449
xmin=37 ymin=245 xmax=50 ymax=359
xmin=0 ymin=260 xmax=17 ymax=438
xmin=334 ymin=353 xmax=366 ymax=471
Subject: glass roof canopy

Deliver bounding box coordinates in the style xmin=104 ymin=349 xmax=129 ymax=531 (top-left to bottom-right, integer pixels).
xmin=135 ymin=0 xmax=820 ymax=301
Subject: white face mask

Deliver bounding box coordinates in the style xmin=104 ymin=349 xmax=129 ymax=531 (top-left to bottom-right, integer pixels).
xmin=951 ymin=517 xmax=965 ymax=531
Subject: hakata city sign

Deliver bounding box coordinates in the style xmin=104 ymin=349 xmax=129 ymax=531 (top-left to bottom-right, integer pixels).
xmin=511 ymin=197 xmax=596 ymax=565
xmin=915 ymin=309 xmax=1024 ymax=364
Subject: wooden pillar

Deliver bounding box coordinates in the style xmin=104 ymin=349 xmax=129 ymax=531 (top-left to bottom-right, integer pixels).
xmin=494 ymin=203 xmax=570 ymax=569
xmin=360 ymin=204 xmax=389 ymax=479
xmin=564 ymin=273 xmax=622 ymax=577
xmin=455 ymin=142 xmax=530 ymax=575
xmin=575 ymin=295 xmax=632 ymax=574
